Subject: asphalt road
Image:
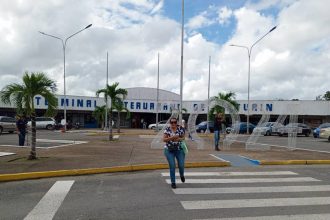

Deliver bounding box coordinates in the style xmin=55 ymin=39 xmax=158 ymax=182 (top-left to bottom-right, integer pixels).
xmin=1 ymin=166 xmax=330 ymax=219
xmin=2 ymin=129 xmax=330 ymax=153
xmin=0 ymin=130 xmax=90 ymax=148
xmin=235 ymin=135 xmax=330 ymax=153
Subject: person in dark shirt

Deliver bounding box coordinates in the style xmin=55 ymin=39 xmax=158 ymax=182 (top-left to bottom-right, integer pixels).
xmin=16 ymin=115 xmax=27 ymax=146
xmin=214 ymin=113 xmax=226 ymax=151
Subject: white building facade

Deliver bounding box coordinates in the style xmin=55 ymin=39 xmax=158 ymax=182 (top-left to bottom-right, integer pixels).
xmin=1 ymin=87 xmax=329 ymax=128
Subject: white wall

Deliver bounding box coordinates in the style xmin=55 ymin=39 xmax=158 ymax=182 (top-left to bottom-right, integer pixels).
xmin=1 ymin=87 xmax=330 ymax=116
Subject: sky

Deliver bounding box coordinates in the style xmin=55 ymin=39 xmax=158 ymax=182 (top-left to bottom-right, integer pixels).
xmin=0 ymin=0 xmax=329 ymax=101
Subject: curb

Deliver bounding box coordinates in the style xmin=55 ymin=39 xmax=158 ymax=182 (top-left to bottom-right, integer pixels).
xmin=259 ymin=160 xmax=330 ymax=165
xmin=0 ymin=161 xmax=230 ymax=182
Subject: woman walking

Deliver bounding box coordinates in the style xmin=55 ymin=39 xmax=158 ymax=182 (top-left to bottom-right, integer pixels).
xmin=163 ymin=117 xmax=186 ymax=189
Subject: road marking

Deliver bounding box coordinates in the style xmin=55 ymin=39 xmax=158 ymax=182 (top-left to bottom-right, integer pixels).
xmin=139 ymin=135 xmax=157 ymax=138
xmin=234 ymin=139 xmax=330 ymax=154
xmin=37 ymin=139 xmax=87 ymax=144
xmin=193 ymin=213 xmax=330 ymax=220
xmin=173 ymin=185 xmax=330 ymax=194
xmin=24 ymin=180 xmax=74 ymax=220
xmin=161 ymin=171 xmax=298 ymax=176
xmin=209 ymin=154 xmax=230 ymax=162
xmin=0 ymin=145 xmax=27 ymax=148
xmin=0 ymin=152 xmax=15 ymax=157
xmin=166 ymin=177 xmax=320 ymax=184
xmin=181 ymin=197 xmax=330 ymax=210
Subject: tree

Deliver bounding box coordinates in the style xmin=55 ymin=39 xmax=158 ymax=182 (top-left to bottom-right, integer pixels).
xmin=209 ymin=91 xmax=239 ymax=121
xmin=323 ymin=91 xmax=330 ymax=101
xmin=92 ymin=105 xmax=106 ymax=129
xmin=96 ymin=82 xmax=127 ymax=141
xmin=113 ymin=100 xmax=130 ymax=133
xmin=0 ymin=72 xmax=57 ymax=160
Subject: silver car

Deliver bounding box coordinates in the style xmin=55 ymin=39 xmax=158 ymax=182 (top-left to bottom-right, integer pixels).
xmin=0 ymin=116 xmax=16 ymax=134
xmin=148 ymin=120 xmax=168 ymax=130
xmin=254 ymin=122 xmax=284 ymax=136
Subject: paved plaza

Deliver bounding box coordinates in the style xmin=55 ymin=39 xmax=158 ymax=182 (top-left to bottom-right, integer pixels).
xmin=1 ymin=129 xmax=330 ymax=176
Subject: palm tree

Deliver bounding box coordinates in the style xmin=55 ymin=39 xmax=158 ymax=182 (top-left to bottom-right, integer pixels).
xmin=0 ymin=72 xmax=57 ymax=160
xmin=92 ymin=105 xmax=106 ymax=129
xmin=209 ymin=91 xmax=239 ymax=121
xmin=113 ymin=100 xmax=130 ymax=133
xmin=96 ymin=82 xmax=127 ymax=140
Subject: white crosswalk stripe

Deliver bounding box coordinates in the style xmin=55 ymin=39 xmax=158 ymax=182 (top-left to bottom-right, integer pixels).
xmin=181 ymin=197 xmax=330 ymax=209
xmin=165 ymin=177 xmax=319 ymax=184
xmin=161 ymin=171 xmax=298 ymax=176
xmin=193 ymin=213 xmax=330 ymax=220
xmin=173 ymin=185 xmax=330 ymax=194
xmin=24 ymin=180 xmax=74 ymax=220
xmin=162 ymin=171 xmax=330 ymax=219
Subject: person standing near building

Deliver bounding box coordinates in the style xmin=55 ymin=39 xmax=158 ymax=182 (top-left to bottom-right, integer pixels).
xmin=163 ymin=117 xmax=186 ymax=189
xmin=16 ymin=114 xmax=27 ymax=146
xmin=214 ymin=113 xmax=226 ymax=151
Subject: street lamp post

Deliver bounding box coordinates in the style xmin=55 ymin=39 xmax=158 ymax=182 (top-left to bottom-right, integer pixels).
xmin=39 ymin=24 xmax=92 ymax=131
xmin=179 ymin=0 xmax=184 ymax=125
xmin=206 ymin=56 xmax=211 ymax=134
xmin=230 ymin=26 xmax=277 ymax=134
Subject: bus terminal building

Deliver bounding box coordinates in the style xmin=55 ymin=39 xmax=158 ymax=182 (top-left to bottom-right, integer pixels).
xmin=1 ymin=87 xmax=329 ymax=128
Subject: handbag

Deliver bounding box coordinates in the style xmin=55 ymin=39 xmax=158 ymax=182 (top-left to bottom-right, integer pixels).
xmin=181 ymin=140 xmax=188 ymax=155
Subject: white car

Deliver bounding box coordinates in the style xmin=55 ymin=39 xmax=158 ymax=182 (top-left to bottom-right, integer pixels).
xmin=148 ymin=120 xmax=168 ymax=130
xmin=319 ymin=127 xmax=330 ymax=141
xmin=254 ymin=122 xmax=283 ymax=136
xmin=27 ymin=117 xmax=56 ymax=130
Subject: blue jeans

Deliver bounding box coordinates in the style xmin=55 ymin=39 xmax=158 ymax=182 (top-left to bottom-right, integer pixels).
xmin=164 ymin=148 xmax=185 ymax=184
xmin=214 ymin=130 xmax=220 ymax=148
xmin=18 ymin=130 xmax=26 ymax=146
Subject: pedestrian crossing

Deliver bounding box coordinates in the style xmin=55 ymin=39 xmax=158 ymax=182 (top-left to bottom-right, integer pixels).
xmin=24 ymin=180 xmax=74 ymax=220
xmin=161 ymin=170 xmax=330 ymax=219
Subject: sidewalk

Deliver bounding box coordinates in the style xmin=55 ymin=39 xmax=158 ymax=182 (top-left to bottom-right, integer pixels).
xmin=1 ymin=129 xmax=330 ymax=180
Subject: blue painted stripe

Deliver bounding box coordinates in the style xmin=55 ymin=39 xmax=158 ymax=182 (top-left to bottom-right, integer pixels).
xmin=239 ymin=155 xmax=260 ymax=165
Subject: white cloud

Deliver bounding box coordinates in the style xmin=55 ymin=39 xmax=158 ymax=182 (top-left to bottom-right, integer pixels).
xmin=186 ymin=11 xmax=214 ymax=30
xmin=246 ymin=0 xmax=297 ymax=11
xmin=150 ymin=0 xmax=163 ymax=15
xmin=0 ymin=0 xmax=329 ymax=103
xmin=217 ymin=6 xmax=233 ymax=25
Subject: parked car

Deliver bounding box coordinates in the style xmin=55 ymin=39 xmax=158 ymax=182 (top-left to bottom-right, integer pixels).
xmin=313 ymin=123 xmax=330 ymax=138
xmin=253 ymin=122 xmax=284 ymax=136
xmin=27 ymin=117 xmax=56 ymax=130
xmin=196 ymin=121 xmax=214 ymax=133
xmin=0 ymin=116 xmax=16 ymax=134
xmin=148 ymin=120 xmax=168 ymax=130
xmin=277 ymin=123 xmax=311 ymax=137
xmin=319 ymin=127 xmax=330 ymax=141
xmin=227 ymin=122 xmax=256 ymax=134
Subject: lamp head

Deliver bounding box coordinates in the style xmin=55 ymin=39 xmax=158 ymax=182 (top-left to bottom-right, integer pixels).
xmin=269 ymin=26 xmax=277 ymax=32
xmin=85 ymin=24 xmax=92 ymax=29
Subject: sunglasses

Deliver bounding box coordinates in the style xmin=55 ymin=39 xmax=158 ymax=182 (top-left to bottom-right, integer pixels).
xmin=170 ymin=121 xmax=177 ymax=124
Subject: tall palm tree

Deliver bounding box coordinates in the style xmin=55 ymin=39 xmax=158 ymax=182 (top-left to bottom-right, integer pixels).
xmin=209 ymin=91 xmax=239 ymax=121
xmin=92 ymin=105 xmax=106 ymax=129
xmin=96 ymin=82 xmax=127 ymax=140
xmin=0 ymin=72 xmax=57 ymax=159
xmin=113 ymin=100 xmax=130 ymax=133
